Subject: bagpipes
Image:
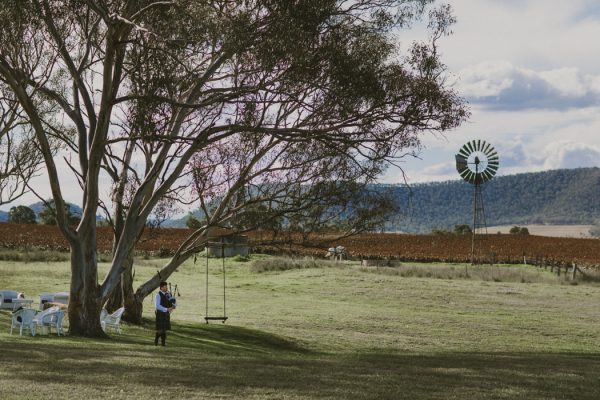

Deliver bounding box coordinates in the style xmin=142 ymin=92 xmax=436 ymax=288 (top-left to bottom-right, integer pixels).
xmin=167 ymin=282 xmax=180 ymax=308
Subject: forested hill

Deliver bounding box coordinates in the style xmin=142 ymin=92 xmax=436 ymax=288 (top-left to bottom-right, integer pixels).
xmin=386 ymin=167 xmax=600 ymax=233
xmin=2 ymin=168 xmax=598 ymax=230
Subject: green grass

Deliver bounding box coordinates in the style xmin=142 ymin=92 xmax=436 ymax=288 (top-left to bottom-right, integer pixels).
xmin=358 ymin=262 xmax=584 ymax=284
xmin=0 ymin=256 xmax=599 ymax=399
xmin=0 ymin=248 xmax=71 ymax=262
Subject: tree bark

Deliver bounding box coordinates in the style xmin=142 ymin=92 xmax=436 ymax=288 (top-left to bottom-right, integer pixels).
xmin=124 ymin=293 xmax=145 ymax=325
xmin=104 ymin=280 xmax=123 ymax=313
xmin=104 ymin=248 xmax=134 ymax=311
xmin=104 ymin=249 xmax=145 ymax=324
xmin=68 ymin=239 xmax=106 ymax=337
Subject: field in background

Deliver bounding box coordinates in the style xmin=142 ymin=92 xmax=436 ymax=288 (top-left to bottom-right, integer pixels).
xmin=0 ymin=257 xmax=599 ymax=399
xmin=488 ymin=224 xmax=593 ymax=238
xmin=2 ymin=223 xmax=600 ymax=266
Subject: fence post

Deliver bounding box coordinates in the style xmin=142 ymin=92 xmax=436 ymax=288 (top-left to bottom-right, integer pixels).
xmin=571 ymin=262 xmax=577 ymax=280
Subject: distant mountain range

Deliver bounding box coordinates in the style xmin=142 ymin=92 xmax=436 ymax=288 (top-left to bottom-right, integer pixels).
xmin=165 ymin=167 xmax=600 ymax=232
xmin=2 ymin=168 xmax=599 ymax=232
xmin=385 ymin=167 xmax=600 ymax=232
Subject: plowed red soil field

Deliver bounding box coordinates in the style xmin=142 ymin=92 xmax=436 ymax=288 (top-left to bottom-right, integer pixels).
xmin=1 ymin=223 xmax=599 ymax=267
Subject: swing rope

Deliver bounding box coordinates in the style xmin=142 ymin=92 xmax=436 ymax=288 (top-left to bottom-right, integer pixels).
xmin=204 ymin=240 xmax=228 ymax=323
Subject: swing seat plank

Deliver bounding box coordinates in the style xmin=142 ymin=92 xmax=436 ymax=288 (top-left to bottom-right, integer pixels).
xmin=204 ymin=316 xmax=228 ymax=324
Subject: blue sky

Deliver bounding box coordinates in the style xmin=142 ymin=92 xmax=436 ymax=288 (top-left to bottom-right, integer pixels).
xmin=384 ymin=0 xmax=600 ymax=184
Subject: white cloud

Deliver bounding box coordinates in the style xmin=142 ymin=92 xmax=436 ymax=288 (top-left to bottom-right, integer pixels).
xmin=441 ymin=0 xmax=600 ymax=73
xmin=494 ymin=140 xmax=529 ymax=169
xmin=540 ymin=141 xmax=600 ymax=169
xmin=457 ymin=61 xmax=600 ymax=110
xmin=539 ymin=68 xmax=588 ymax=98
xmin=458 ymin=60 xmax=515 ymax=97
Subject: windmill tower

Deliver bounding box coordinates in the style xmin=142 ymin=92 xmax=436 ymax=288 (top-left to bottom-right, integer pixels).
xmin=455 ymin=140 xmax=499 ymax=264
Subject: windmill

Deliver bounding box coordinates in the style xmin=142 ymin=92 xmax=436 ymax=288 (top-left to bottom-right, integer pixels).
xmin=455 ymin=140 xmax=499 ymax=264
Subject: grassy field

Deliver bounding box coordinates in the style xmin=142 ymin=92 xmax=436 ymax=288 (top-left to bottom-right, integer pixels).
xmin=0 ymin=256 xmax=599 ymax=399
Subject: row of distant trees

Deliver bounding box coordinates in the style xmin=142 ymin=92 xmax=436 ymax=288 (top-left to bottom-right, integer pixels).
xmin=432 ymin=224 xmax=530 ymax=235
xmin=7 ymin=202 xmax=81 ymax=225
xmin=437 ymin=222 xmax=600 ymax=238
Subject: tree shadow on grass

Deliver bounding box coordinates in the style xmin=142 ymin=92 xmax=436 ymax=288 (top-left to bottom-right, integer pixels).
xmin=120 ymin=317 xmax=313 ymax=355
xmin=1 ymin=312 xmax=599 ymax=399
xmin=0 ymin=309 xmax=309 ymax=354
xmin=1 ymin=344 xmax=599 ymax=398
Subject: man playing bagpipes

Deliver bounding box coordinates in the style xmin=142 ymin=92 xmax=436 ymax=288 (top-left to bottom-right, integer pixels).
xmin=154 ymin=281 xmax=176 ymax=346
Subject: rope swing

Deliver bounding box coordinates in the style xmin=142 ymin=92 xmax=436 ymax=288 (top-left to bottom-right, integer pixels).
xmin=204 ymin=239 xmax=228 ymax=323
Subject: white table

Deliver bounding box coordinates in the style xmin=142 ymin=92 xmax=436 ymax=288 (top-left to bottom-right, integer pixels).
xmin=12 ymin=299 xmax=34 ymax=310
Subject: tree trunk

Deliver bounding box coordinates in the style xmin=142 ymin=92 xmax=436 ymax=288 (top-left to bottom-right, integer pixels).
xmin=124 ymin=293 xmax=145 ymax=325
xmin=122 ymin=253 xmax=144 ymax=324
xmin=105 ymin=250 xmax=145 ymax=324
xmin=104 ymin=279 xmax=123 ymax=312
xmin=104 ymin=250 xmax=133 ymax=312
xmin=106 ymin=275 xmax=143 ymax=324
xmin=68 ymin=239 xmax=106 ymax=337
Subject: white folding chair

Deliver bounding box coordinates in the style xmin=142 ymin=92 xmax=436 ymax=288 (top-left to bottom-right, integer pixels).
xmin=31 ymin=307 xmax=65 ymax=336
xmin=10 ymin=308 xmax=37 ymax=336
xmin=101 ymin=307 xmax=125 ymax=334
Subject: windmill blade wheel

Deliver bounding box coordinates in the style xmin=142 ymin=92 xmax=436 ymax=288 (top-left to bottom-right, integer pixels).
xmin=455 ymin=140 xmax=500 ymax=184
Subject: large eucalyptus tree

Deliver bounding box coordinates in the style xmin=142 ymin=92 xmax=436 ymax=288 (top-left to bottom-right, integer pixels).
xmin=0 ymin=0 xmax=467 ymax=336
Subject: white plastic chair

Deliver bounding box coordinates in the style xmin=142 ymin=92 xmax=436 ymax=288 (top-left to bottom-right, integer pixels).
xmin=101 ymin=307 xmax=125 ymax=334
xmin=31 ymin=306 xmax=65 ymax=336
xmin=10 ymin=308 xmax=37 ymax=336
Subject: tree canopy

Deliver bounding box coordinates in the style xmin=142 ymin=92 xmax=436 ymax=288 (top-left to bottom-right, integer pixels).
xmin=454 ymin=224 xmax=471 ymax=235
xmin=0 ymin=0 xmax=467 ymax=336
xmin=38 ymin=200 xmax=82 ymax=226
xmin=8 ymin=205 xmax=36 ymax=224
xmin=509 ymin=226 xmax=529 ymax=235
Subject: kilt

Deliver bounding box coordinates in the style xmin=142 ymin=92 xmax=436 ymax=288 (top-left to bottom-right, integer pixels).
xmin=155 ymin=310 xmax=171 ymax=331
